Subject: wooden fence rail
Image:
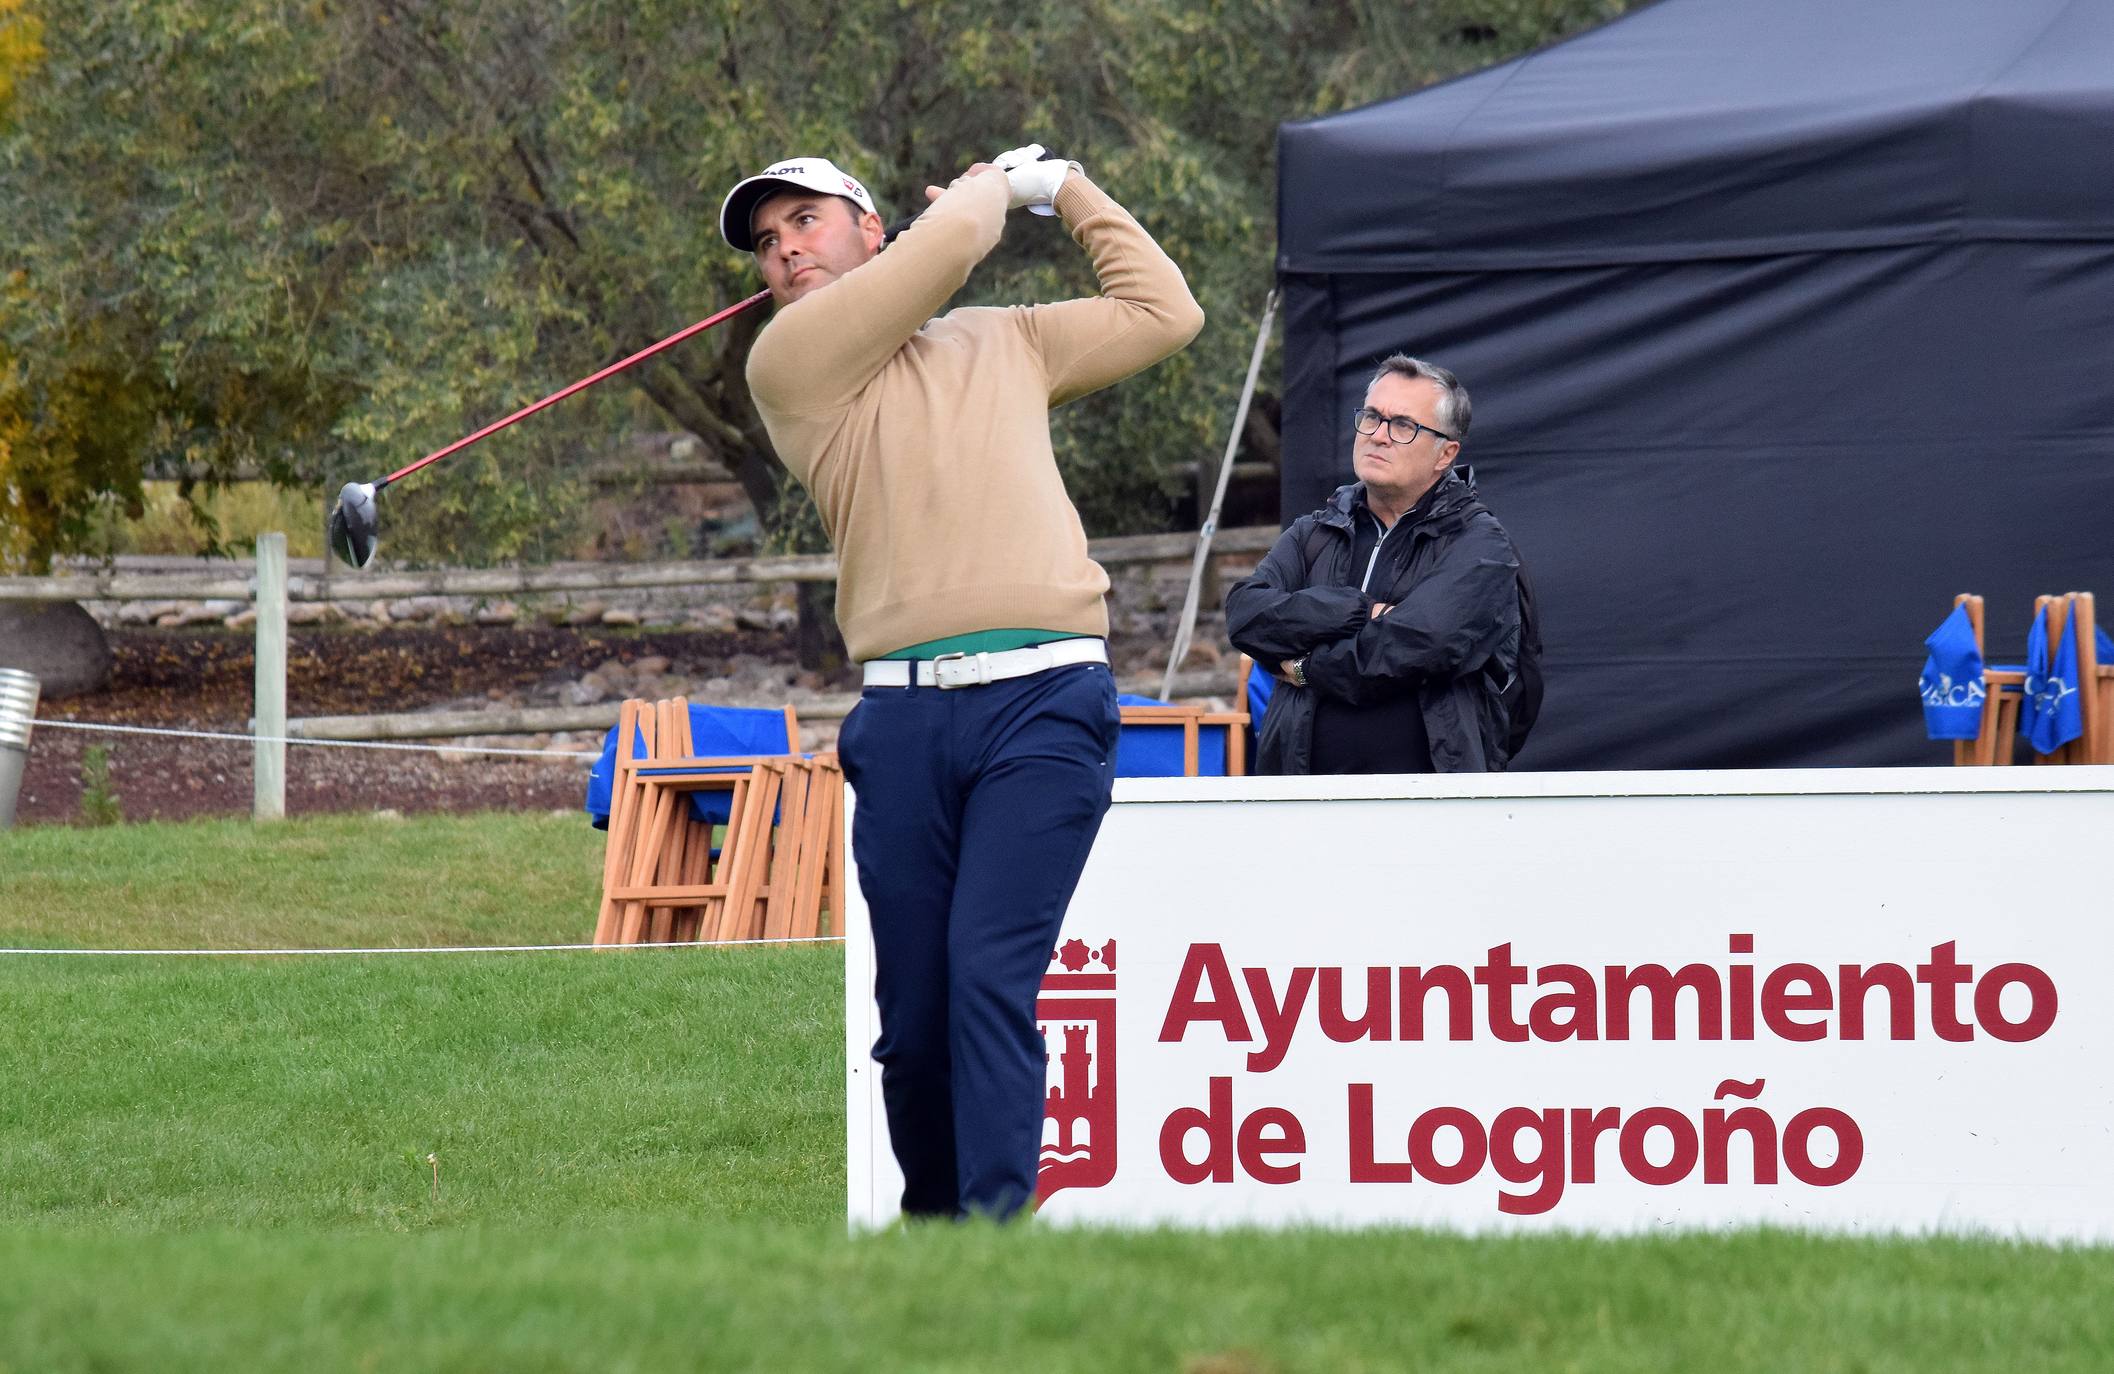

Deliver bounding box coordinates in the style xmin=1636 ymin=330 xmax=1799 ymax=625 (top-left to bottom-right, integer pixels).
xmin=0 ymin=527 xmax=1279 ymax=604
xmin=285 ymin=668 xmax=1242 ymax=744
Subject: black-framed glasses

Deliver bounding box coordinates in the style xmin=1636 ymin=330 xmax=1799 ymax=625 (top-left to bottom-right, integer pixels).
xmin=1353 ymin=407 xmax=1456 ymax=446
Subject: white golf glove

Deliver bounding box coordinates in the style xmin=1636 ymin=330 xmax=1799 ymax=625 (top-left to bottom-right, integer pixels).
xmin=991 ymin=142 xmax=1075 ymax=216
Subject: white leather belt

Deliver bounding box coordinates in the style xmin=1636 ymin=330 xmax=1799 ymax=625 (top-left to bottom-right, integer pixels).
xmin=861 ymin=638 xmax=1108 ymax=690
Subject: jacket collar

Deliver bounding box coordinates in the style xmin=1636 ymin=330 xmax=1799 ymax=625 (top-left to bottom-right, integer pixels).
xmin=1323 ymin=469 xmax=1481 ymax=537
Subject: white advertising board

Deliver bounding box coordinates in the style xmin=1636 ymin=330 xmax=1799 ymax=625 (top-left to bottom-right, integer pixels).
xmin=846 ymin=768 xmax=2114 ymax=1236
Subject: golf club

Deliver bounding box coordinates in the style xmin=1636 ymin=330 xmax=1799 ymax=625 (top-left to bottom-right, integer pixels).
xmin=330 ymin=289 xmax=771 ymax=569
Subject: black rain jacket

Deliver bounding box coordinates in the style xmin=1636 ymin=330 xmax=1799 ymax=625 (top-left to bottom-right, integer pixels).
xmin=1226 ymin=472 xmax=1522 ymax=774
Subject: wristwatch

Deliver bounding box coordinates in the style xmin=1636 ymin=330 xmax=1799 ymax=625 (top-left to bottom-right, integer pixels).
xmin=1289 ymin=656 xmax=1309 ymax=688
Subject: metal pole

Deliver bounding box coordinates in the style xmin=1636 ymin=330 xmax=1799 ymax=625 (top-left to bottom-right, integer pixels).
xmin=1161 ymin=288 xmax=1278 ymax=701
xmin=0 ymin=668 xmax=38 ymax=829
xmin=253 ymin=532 xmax=287 ymax=821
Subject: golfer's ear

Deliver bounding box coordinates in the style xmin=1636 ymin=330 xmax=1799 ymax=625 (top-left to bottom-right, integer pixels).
xmin=859 ymin=210 xmax=885 ymax=254
xmin=1439 ymin=440 xmax=1462 ymax=470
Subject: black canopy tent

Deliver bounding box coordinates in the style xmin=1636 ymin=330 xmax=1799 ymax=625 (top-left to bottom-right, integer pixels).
xmin=1276 ymin=0 xmax=2114 ymax=770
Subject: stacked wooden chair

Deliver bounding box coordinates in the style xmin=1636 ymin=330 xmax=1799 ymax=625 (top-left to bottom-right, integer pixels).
xmin=1951 ymin=592 xmax=2111 ymax=766
xmin=592 ymin=697 xmax=844 ymax=945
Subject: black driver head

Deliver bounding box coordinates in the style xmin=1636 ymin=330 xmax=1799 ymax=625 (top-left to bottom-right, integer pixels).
xmin=328 ymin=480 xmax=380 ymax=569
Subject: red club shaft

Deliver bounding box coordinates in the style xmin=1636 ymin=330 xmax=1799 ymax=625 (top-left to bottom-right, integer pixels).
xmin=379 ymin=290 xmax=772 ymax=488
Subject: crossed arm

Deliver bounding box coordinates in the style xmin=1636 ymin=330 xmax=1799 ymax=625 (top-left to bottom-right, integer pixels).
xmin=1226 ymin=520 xmax=1520 ymax=706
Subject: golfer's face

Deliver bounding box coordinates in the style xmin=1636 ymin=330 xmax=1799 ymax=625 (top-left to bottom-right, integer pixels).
xmin=751 ymin=193 xmax=881 ymax=306
xmin=1353 ymin=373 xmax=1455 ymax=496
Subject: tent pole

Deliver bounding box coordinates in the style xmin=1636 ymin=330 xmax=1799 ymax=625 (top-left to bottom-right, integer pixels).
xmin=1160 ymin=288 xmax=1278 ymax=702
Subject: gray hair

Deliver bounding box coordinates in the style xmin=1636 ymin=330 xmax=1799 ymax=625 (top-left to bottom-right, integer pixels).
xmin=1368 ymin=354 xmax=1471 ymax=440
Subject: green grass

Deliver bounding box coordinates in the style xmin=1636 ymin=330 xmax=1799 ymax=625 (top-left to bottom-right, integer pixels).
xmin=0 ymin=1223 xmax=2107 ymax=1372
xmin=1 ymin=814 xmax=2110 ymax=1371
xmin=0 ymin=950 xmax=840 ymax=1231
xmin=0 ymin=811 xmax=606 ymax=948
xmin=0 ymin=1225 xmax=2107 ymax=1374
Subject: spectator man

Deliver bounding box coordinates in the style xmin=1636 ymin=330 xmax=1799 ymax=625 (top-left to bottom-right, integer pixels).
xmin=1227 ymin=355 xmax=1523 ymax=774
xmin=723 ymin=146 xmax=1202 ymax=1220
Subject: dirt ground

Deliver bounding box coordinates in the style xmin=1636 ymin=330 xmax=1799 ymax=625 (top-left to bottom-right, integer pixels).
xmin=16 ymin=603 xmax=1242 ymax=826
xmin=14 ymin=624 xmax=819 ymax=826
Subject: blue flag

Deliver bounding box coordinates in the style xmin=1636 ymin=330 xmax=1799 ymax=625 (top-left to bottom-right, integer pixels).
xmin=1919 ymin=604 xmax=1985 ymax=740
xmin=2099 ymin=624 xmax=2114 ymax=666
xmin=2021 ymin=607 xmax=2085 ymax=754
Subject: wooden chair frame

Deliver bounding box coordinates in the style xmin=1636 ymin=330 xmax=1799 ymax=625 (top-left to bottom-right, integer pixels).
xmin=2084 ymin=593 xmax=2114 ymax=765
xmin=1952 ymin=595 xmax=2021 ymax=766
xmin=1116 ymin=702 xmax=1248 ymax=777
xmin=2038 ymin=592 xmax=2108 ymax=766
xmin=594 ymin=699 xmax=844 ymax=944
xmin=753 ymin=754 xmax=846 ymax=941
xmin=1952 ymin=592 xmax=2111 ymax=767
xmin=594 ymin=698 xmax=800 ymax=944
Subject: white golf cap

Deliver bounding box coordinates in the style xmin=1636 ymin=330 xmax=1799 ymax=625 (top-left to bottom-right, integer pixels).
xmin=719 ymin=157 xmax=881 ymax=252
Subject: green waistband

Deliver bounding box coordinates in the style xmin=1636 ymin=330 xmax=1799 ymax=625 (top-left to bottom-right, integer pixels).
xmin=878 ymin=630 xmax=1091 ymax=660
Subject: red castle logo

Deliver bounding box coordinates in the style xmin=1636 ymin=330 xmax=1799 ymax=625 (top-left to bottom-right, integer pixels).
xmin=1036 ymin=937 xmax=1117 ymax=1208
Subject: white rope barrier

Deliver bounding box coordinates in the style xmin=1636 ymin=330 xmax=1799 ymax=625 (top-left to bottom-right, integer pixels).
xmin=30 ymin=716 xmax=593 ymax=760
xmin=0 ymin=935 xmax=846 ymax=956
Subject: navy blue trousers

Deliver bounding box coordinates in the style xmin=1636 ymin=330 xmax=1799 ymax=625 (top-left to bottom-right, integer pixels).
xmin=838 ymin=660 xmax=1119 ymax=1220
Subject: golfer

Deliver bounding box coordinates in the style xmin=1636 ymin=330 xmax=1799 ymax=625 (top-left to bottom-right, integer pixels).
xmin=722 ymin=146 xmax=1202 ymax=1219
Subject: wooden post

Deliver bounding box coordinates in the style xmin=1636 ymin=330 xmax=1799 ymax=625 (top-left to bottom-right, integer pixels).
xmin=254 ymin=532 xmax=287 ymax=821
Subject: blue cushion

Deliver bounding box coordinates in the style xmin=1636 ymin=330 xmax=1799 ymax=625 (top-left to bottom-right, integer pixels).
xmin=585 ymin=704 xmax=796 ymax=830
xmin=1114 ymin=693 xmax=1231 ymax=777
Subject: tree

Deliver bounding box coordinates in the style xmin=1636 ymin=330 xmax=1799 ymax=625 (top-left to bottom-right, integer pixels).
xmin=0 ymin=0 xmax=57 ymax=571
xmin=1 ymin=0 xmax=1626 ymax=604
xmin=0 ymin=0 xmax=33 ymax=111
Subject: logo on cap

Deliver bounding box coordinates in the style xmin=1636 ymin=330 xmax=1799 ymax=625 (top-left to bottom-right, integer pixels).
xmin=721 ymin=156 xmax=880 ymax=252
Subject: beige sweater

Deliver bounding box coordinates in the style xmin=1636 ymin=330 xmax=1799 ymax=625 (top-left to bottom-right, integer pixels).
xmin=746 ymin=169 xmax=1205 ymax=661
